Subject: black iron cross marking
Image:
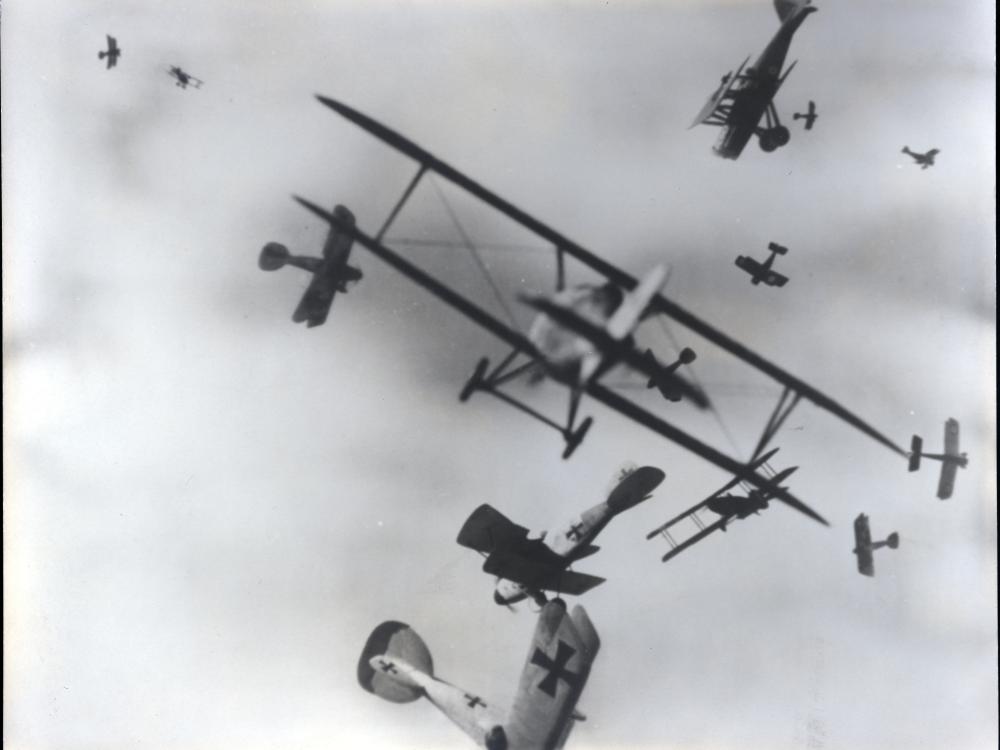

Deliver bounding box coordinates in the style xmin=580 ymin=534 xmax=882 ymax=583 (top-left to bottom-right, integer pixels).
xmin=465 ymin=693 xmax=485 ymax=708
xmin=531 ymin=640 xmax=580 ymax=697
xmin=567 ymin=523 xmax=586 ymax=541
xmin=377 ymin=659 xmax=397 ymax=674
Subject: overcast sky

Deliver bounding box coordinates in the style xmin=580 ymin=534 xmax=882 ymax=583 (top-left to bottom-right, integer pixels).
xmin=3 ymin=1 xmax=996 ymax=749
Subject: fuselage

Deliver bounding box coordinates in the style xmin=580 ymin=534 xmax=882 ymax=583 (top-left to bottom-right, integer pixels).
xmin=714 ymin=5 xmax=816 ymax=159
xmin=527 ymin=283 xmax=624 ymax=385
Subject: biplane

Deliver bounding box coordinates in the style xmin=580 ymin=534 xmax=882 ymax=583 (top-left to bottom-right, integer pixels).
xmin=98 ymin=35 xmax=121 ymax=69
xmin=852 ymin=513 xmax=899 ymax=577
xmin=793 ymin=100 xmax=818 ymax=130
xmin=359 ymin=599 xmax=599 ymax=749
xmin=646 ymin=446 xmax=797 ymax=562
xmin=259 ymin=203 xmax=362 ymax=327
xmin=457 ymin=464 xmax=666 ymax=607
xmin=167 ymin=66 xmax=203 ymax=89
xmin=908 ymin=418 xmax=968 ymax=499
xmin=290 ymin=94 xmax=912 ymax=522
xmin=735 ymin=241 xmax=789 ymax=287
xmin=902 ymin=147 xmax=939 ymax=169
xmin=690 ymin=0 xmax=817 ymax=159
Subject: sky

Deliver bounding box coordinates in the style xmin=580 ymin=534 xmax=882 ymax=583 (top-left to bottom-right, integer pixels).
xmin=2 ymin=1 xmax=996 ymax=749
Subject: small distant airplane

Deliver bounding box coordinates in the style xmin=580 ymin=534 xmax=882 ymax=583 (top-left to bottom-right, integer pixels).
xmin=908 ymin=418 xmax=968 ymax=499
xmin=647 ymin=447 xmax=810 ymax=562
xmin=259 ymin=204 xmax=362 ymax=327
xmin=642 ymin=347 xmax=697 ymax=401
xmin=457 ymin=464 xmax=666 ymax=607
xmin=98 ymin=35 xmax=121 ymax=69
xmin=359 ymin=598 xmax=599 ymax=750
xmin=734 ymin=242 xmax=789 ymax=287
xmin=793 ymin=100 xmax=818 ymax=130
xmin=853 ymin=513 xmax=899 ymax=577
xmin=167 ymin=66 xmax=203 ymax=89
xmin=691 ymin=0 xmax=818 ymax=159
xmin=902 ymin=147 xmax=939 ymax=169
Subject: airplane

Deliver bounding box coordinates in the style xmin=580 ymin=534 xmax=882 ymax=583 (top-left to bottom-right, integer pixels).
xmin=358 ymin=598 xmax=599 ymax=750
xmin=734 ymin=241 xmax=789 ymax=287
xmin=908 ymin=418 xmax=968 ymax=499
xmin=793 ymin=100 xmax=818 ymax=130
xmin=457 ymin=464 xmax=666 ymax=607
xmin=691 ymin=0 xmax=818 ymax=159
xmin=98 ymin=35 xmax=121 ymax=69
xmin=290 ymin=94 xmax=913 ymax=519
xmin=167 ymin=65 xmax=203 ymax=89
xmin=647 ymin=447 xmax=800 ymax=562
xmin=902 ymin=147 xmax=939 ymax=169
xmin=258 ymin=203 xmax=362 ymax=327
xmin=852 ymin=513 xmax=899 ymax=577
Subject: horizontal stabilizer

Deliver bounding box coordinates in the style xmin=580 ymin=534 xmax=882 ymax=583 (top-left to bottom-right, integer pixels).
xmin=358 ymin=621 xmax=433 ymax=703
xmin=767 ymin=242 xmax=789 ymax=255
xmin=606 ymin=466 xmax=666 ymax=513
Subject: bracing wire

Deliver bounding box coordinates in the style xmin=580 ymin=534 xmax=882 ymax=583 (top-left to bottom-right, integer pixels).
xmin=429 ymin=176 xmax=521 ymax=333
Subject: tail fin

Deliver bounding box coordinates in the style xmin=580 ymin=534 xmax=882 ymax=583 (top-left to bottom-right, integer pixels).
xmin=886 ymin=532 xmax=900 ymax=549
xmin=357 ymin=621 xmax=433 ymax=703
xmin=775 ymin=0 xmax=812 ymax=23
xmin=605 ymin=265 xmax=668 ymax=341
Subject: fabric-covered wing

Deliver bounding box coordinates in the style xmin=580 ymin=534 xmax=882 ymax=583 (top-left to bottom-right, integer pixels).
xmin=456 ymin=504 xmax=530 ymax=553
xmin=293 ymin=273 xmax=335 ymax=327
xmin=853 ymin=514 xmax=874 ymax=576
xmin=505 ymin=600 xmax=600 ymax=750
xmin=943 ymin=418 xmax=960 ymax=457
xmin=483 ymin=551 xmax=605 ymax=596
xmin=735 ymin=256 xmax=763 ymax=276
xmin=936 ymin=462 xmax=958 ymax=500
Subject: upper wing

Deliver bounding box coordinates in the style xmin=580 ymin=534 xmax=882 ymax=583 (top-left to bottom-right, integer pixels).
xmin=735 ymin=256 xmax=763 ymax=276
xmin=936 ymin=462 xmax=958 ymax=500
xmin=690 ymin=57 xmax=749 ymax=129
xmin=322 ymin=205 xmax=356 ymax=260
xmin=293 ymin=273 xmax=335 ymax=327
xmin=505 ymin=600 xmax=600 ymax=750
xmin=853 ymin=514 xmax=874 ymax=575
xmin=943 ymin=418 xmax=960 ymax=457
xmin=456 ymin=504 xmax=530 ymax=553
xmin=482 ymin=551 xmax=605 ymax=596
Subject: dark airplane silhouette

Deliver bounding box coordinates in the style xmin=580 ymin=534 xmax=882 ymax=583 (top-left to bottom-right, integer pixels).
xmin=902 ymin=147 xmax=939 ymax=169
xmin=793 ymin=100 xmax=817 ymax=129
xmin=98 ymin=35 xmax=121 ymax=69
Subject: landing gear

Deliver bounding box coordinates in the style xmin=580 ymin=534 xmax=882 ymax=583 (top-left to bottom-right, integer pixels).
xmin=757 ymin=102 xmax=791 ymax=152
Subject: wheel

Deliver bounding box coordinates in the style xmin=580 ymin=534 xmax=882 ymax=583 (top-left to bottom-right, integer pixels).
xmin=772 ymin=125 xmax=790 ymax=147
xmin=759 ymin=133 xmax=778 ymax=152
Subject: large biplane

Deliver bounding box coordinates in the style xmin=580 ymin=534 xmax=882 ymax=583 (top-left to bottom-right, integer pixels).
xmin=457 ymin=464 xmax=666 ymax=607
xmin=908 ymin=418 xmax=968 ymax=499
xmin=852 ymin=513 xmax=899 ymax=577
xmin=259 ymin=203 xmax=362 ymax=327
xmin=645 ymin=445 xmax=797 ymax=562
xmin=289 ymin=94 xmax=912 ymax=526
xmin=690 ymin=0 xmax=817 ymax=159
xmin=359 ymin=599 xmax=598 ymax=749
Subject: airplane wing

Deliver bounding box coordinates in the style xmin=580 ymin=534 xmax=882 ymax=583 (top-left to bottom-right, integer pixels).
xmin=766 ymin=271 xmax=789 ymax=287
xmin=943 ymin=418 xmax=960 ymax=457
xmin=482 ymin=551 xmax=606 ymax=596
xmin=293 ymin=272 xmax=336 ymax=327
xmin=322 ymin=205 xmax=356 ymax=259
xmin=936 ymin=462 xmax=958 ymax=500
xmin=735 ymin=256 xmax=764 ymax=276
xmin=456 ymin=504 xmax=530 ymax=554
xmin=689 ymin=57 xmax=749 ymax=129
xmin=853 ymin=514 xmax=874 ymax=576
xmin=660 ymin=516 xmax=729 ymax=563
xmin=504 ymin=599 xmax=600 ymax=750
